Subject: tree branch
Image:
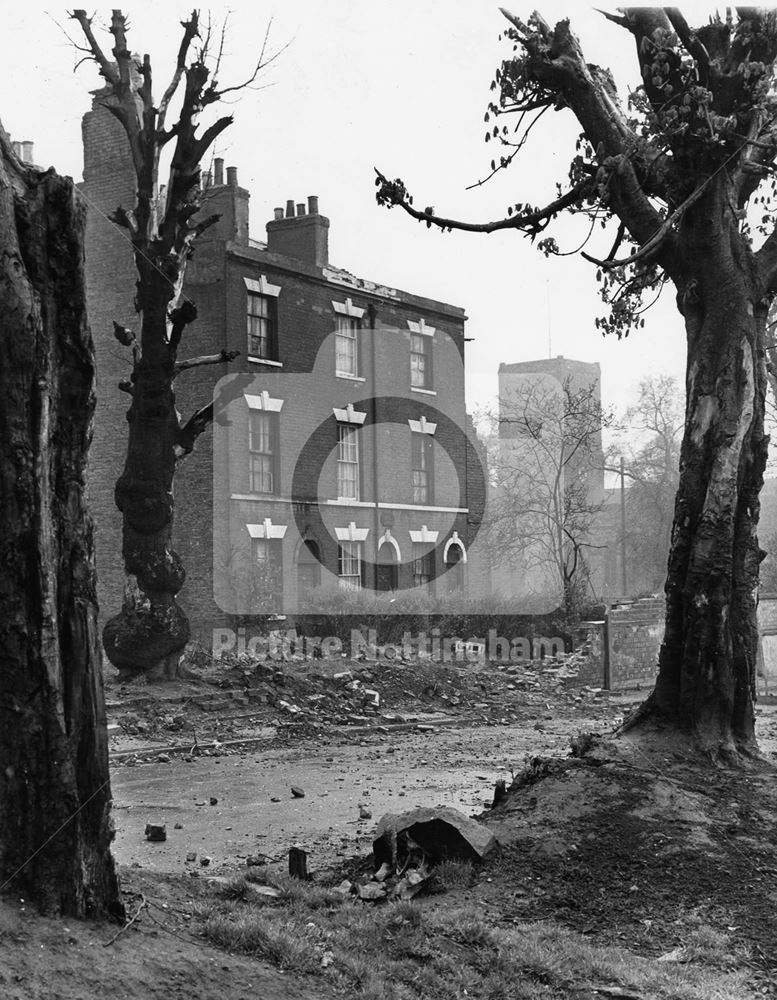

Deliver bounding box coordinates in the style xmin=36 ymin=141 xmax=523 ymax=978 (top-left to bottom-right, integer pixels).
xmin=191 ymin=213 xmax=221 ymax=239
xmin=664 ymin=8 xmax=710 ymax=83
xmin=108 ymin=206 xmax=139 ymax=237
xmin=168 ymin=300 xmax=198 ymax=354
xmin=582 ymin=171 xmax=714 ymax=270
xmin=375 ymin=170 xmax=594 ymax=235
xmin=158 ymin=13 xmax=200 ymax=133
xmin=175 ymin=349 xmax=239 ymax=374
xmin=206 ymin=17 xmax=287 ymax=102
xmin=176 ymin=401 xmax=214 ymax=458
xmin=192 ymin=117 xmax=234 ymax=166
xmin=113 ymin=322 xmax=136 ymax=347
xmin=70 ymin=11 xmax=119 ymax=86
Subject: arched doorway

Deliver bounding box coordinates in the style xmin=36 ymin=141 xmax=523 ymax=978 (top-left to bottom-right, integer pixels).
xmin=377 ymin=539 xmax=398 ymax=592
xmin=444 ymin=541 xmax=466 ymax=593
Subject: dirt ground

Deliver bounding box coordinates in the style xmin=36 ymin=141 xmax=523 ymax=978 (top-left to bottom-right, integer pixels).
xmin=3 ymin=654 xmax=777 ymax=999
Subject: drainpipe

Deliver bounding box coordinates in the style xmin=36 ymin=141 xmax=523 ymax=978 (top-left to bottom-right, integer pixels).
xmin=368 ymin=304 xmax=380 ymax=591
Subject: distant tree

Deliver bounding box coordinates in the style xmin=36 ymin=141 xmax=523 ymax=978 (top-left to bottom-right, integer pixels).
xmin=760 ymin=530 xmax=777 ymax=592
xmin=484 ymin=376 xmax=609 ymax=616
xmin=377 ymin=8 xmax=777 ymax=757
xmin=0 ymin=126 xmax=121 ymax=917
xmin=610 ymin=376 xmax=683 ymax=594
xmin=71 ymin=10 xmax=274 ymax=678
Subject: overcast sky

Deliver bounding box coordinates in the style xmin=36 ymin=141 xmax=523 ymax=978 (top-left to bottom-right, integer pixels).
xmin=2 ymin=4 xmax=720 ymax=433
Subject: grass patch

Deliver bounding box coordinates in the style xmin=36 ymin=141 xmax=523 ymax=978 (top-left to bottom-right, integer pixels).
xmin=196 ymin=873 xmax=755 ymax=999
xmin=202 ymin=909 xmax=320 ymax=972
xmin=429 ymin=859 xmax=475 ymax=893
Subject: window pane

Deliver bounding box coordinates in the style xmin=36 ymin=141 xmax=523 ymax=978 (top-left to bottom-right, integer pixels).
xmin=410 ymin=333 xmax=432 ymax=389
xmin=412 ymin=470 xmax=427 ymax=505
xmin=247 ymin=293 xmax=273 ymax=358
xmin=337 ymin=425 xmax=359 ymax=499
xmin=412 ymin=543 xmax=432 ymax=587
xmin=338 ymin=541 xmax=362 ymax=590
xmin=251 ymin=538 xmax=283 ymax=606
xmin=411 ymin=434 xmax=432 ymax=504
xmin=249 ymin=412 xmax=276 ymax=494
xmin=336 ymin=316 xmax=359 ymax=375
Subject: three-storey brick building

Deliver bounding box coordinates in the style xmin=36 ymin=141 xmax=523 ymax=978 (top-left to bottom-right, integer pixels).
xmin=82 ymin=96 xmax=481 ymax=647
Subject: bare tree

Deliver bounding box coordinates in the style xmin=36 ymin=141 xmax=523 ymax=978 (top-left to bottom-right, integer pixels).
xmin=484 ymin=376 xmax=608 ymax=616
xmin=609 ymin=376 xmax=683 ymax=595
xmin=0 ymin=126 xmax=121 ymax=917
xmin=71 ymin=10 xmax=271 ymax=677
xmin=377 ymin=9 xmax=777 ymax=757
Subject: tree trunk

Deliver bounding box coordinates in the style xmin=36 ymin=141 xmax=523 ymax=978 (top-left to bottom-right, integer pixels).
xmin=102 ymin=264 xmax=191 ymax=678
xmin=0 ymin=133 xmax=122 ymax=917
xmin=627 ymin=183 xmax=768 ymax=757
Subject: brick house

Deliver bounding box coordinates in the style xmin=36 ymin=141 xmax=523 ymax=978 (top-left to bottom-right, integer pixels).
xmin=81 ymin=96 xmax=482 ymax=648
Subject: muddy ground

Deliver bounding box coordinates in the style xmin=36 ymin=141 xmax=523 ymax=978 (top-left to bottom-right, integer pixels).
xmin=2 ymin=654 xmax=777 ymax=999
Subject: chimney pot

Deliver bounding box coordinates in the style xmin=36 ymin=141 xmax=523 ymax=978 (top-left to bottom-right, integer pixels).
xmin=213 ymin=158 xmax=224 ymax=186
xmin=21 ymin=141 xmax=33 ymax=164
xmin=11 ymin=141 xmax=21 ymax=159
xmin=308 ymin=195 xmax=319 ymax=215
xmin=227 ymin=166 xmax=238 ymax=187
xmin=267 ymin=197 xmax=329 ymax=266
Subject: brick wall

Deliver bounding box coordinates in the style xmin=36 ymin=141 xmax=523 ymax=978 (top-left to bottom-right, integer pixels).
xmin=211 ymin=245 xmax=469 ymax=623
xmin=81 ymin=97 xmax=138 ymax=625
xmin=567 ymin=597 xmax=664 ymax=690
xmin=570 ymin=596 xmax=777 ymax=694
xmin=757 ymin=594 xmax=777 ymax=693
xmin=606 ymin=597 xmax=664 ymax=689
xmin=82 ymin=104 xmax=471 ymax=653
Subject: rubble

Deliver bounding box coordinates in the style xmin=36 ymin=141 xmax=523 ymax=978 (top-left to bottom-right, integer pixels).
xmin=144 ymin=823 xmax=166 ymax=842
xmin=289 ymin=845 xmax=309 ymax=880
xmin=373 ymin=806 xmax=497 ymax=869
xmin=492 ymin=779 xmax=507 ymax=808
xmin=106 ymin=632 xmax=618 ymax=774
xmin=358 ymin=882 xmax=387 ymax=901
xmin=373 ymin=862 xmax=392 ymax=882
xmin=348 ymin=806 xmax=499 ymax=904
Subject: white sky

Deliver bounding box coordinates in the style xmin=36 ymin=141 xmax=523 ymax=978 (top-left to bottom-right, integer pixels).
xmin=1 ymin=4 xmax=723 ymax=431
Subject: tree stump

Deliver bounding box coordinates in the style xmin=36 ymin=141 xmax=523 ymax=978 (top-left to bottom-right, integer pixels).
xmin=0 ymin=126 xmax=122 ymax=919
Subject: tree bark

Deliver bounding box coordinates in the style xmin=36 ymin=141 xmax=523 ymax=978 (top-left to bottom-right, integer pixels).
xmin=69 ymin=11 xmax=238 ymax=679
xmin=625 ymin=180 xmax=768 ymax=757
xmin=102 ymin=269 xmax=190 ymax=678
xmin=0 ymin=133 xmax=122 ymax=916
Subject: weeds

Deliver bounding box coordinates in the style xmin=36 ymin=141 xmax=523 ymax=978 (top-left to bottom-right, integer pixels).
xmin=429 ymin=859 xmax=475 ymax=892
xmin=569 ymin=730 xmax=598 ymax=757
xmin=196 ymin=874 xmax=753 ymax=999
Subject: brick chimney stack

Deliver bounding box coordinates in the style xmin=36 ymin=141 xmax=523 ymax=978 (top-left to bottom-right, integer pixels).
xmin=199 ymin=162 xmax=250 ymax=244
xmin=266 ymin=195 xmax=329 ymax=267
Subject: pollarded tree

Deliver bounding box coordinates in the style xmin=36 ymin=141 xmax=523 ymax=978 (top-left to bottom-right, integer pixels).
xmin=71 ymin=11 xmax=271 ymax=677
xmin=377 ymin=8 xmax=777 ymax=757
xmin=0 ymin=125 xmax=121 ymax=917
